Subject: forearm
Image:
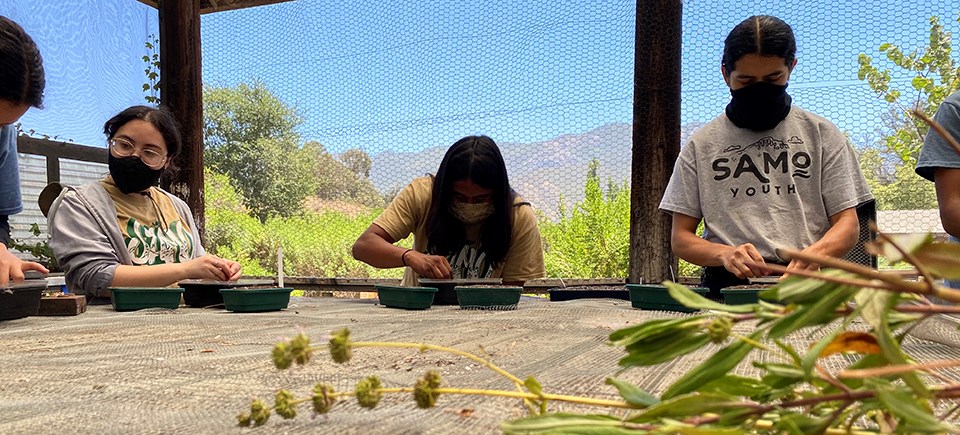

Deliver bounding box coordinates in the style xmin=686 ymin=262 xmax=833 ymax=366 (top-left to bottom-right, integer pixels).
xmin=806 ymin=212 xmax=859 ymax=258
xmin=111 ymin=263 xmax=188 ymax=288
xmin=352 ymin=233 xmax=407 ymax=268
xmin=672 ymin=231 xmax=733 ymax=267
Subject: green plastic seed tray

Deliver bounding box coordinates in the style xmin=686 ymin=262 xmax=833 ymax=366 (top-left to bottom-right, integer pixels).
xmin=455 ymin=286 xmax=522 ymax=309
xmin=375 ymin=285 xmax=438 ymax=310
xmin=626 ymin=284 xmax=709 ymax=312
xmin=110 ymin=287 xmax=184 ymax=311
xmin=219 ymin=287 xmax=293 ymax=312
xmin=721 ymin=285 xmax=771 ymax=305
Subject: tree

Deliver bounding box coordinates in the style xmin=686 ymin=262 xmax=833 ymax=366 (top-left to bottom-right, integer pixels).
xmin=340 ymin=149 xmax=372 ymax=178
xmin=858 ymin=14 xmax=960 ymax=166
xmin=305 ymin=142 xmax=383 ymax=209
xmin=203 ymin=82 xmax=318 ymax=221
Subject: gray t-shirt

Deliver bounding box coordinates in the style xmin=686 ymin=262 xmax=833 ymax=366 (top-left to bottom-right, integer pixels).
xmin=916 ymin=91 xmax=960 ymax=181
xmin=659 ymin=106 xmax=873 ymax=262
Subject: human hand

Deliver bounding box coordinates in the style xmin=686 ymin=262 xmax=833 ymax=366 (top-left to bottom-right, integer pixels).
xmin=181 ymin=254 xmax=240 ymax=281
xmin=721 ymin=243 xmax=769 ymax=279
xmin=0 ymin=245 xmax=48 ymax=287
xmin=406 ymin=251 xmax=452 ymax=279
xmin=782 ymin=245 xmax=824 ymax=279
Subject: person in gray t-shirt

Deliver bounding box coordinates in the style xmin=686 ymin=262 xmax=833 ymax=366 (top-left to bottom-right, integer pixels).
xmin=915 ymin=90 xmax=960 ymax=288
xmin=0 ymin=15 xmax=48 ymax=286
xmin=659 ymin=16 xmax=873 ymax=295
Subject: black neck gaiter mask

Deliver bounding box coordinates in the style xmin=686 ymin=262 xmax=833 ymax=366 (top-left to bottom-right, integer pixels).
xmin=725 ymin=82 xmax=792 ymax=131
xmin=108 ymin=154 xmax=163 ymax=194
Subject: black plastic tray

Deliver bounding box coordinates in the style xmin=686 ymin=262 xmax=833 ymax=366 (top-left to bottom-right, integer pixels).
xmin=177 ymin=279 xmax=274 ymax=308
xmin=419 ymin=278 xmax=502 ymax=305
xmin=0 ymin=280 xmax=47 ymax=320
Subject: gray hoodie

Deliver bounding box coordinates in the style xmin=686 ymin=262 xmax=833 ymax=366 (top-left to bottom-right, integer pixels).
xmin=47 ymin=181 xmax=204 ymax=298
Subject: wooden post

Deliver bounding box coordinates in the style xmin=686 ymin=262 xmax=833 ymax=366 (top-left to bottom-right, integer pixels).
xmin=629 ymin=0 xmax=682 ymax=283
xmin=158 ymin=0 xmax=205 ymax=242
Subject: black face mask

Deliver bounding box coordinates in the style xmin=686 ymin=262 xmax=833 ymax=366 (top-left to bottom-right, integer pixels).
xmin=725 ymin=81 xmax=792 ymax=131
xmin=108 ymin=154 xmax=163 ymax=194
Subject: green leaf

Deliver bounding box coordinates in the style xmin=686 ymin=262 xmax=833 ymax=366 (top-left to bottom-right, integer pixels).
xmin=662 ymin=331 xmax=762 ymax=399
xmin=755 ymin=362 xmax=805 ymax=380
xmin=619 ymin=333 xmax=711 ymax=368
xmin=629 ymin=393 xmax=743 ymax=422
xmin=609 ymin=316 xmax=705 ymax=347
xmin=854 ymin=288 xmax=893 ymax=330
xmin=524 ymin=376 xmax=543 ymax=396
xmin=871 ymin=380 xmax=950 ymax=432
xmin=604 ymin=378 xmax=659 ymax=407
xmin=664 ymin=281 xmax=755 ymax=313
xmin=659 ymin=422 xmax=744 ymax=434
xmin=913 ymin=242 xmax=960 ymax=279
xmin=869 ymin=233 xmax=932 ymax=263
xmin=801 ymin=329 xmax=841 ymax=376
xmin=697 ymin=375 xmax=770 ymax=397
xmin=764 ymin=269 xmax=849 ymax=304
xmin=501 ymin=413 xmax=634 ymax=434
xmin=877 ymin=297 xmax=929 ymax=397
xmin=768 ymin=285 xmax=857 ymax=339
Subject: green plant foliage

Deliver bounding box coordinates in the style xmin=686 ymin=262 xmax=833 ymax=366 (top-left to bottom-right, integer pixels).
xmin=8 ymin=223 xmax=59 ymax=271
xmin=202 ymin=82 xmax=318 ymax=221
xmin=141 ymin=34 xmax=160 ymax=104
xmin=858 ymin=147 xmax=938 ymax=210
xmin=858 ymin=14 xmax=960 ymax=167
xmin=538 ymin=160 xmax=630 ymax=278
xmin=203 ymin=168 xmax=404 ymax=278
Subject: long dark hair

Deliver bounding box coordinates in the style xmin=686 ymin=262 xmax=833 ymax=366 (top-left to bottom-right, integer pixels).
xmin=426 ymin=135 xmax=515 ymax=266
xmin=0 ymin=15 xmax=45 ymax=108
xmin=722 ymin=15 xmax=796 ymax=72
xmin=103 ymin=105 xmax=183 ymax=162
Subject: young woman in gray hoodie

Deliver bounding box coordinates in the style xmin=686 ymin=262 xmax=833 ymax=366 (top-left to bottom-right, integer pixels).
xmin=48 ymin=105 xmax=241 ymax=298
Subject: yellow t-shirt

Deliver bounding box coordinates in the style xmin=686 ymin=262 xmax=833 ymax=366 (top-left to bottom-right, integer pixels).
xmin=373 ymin=176 xmax=546 ymax=286
xmin=101 ymin=178 xmax=195 ymax=265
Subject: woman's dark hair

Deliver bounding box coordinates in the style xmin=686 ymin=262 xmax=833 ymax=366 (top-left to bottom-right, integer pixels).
xmin=103 ymin=105 xmax=183 ymax=160
xmin=0 ymin=15 xmax=45 ymax=108
xmin=722 ymin=15 xmax=796 ymax=72
xmin=426 ymin=135 xmax=516 ymax=267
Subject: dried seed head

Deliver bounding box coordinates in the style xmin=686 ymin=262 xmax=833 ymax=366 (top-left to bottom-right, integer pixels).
xmin=274 ymin=389 xmax=297 ymax=419
xmin=289 ymin=333 xmax=313 ymax=366
xmin=236 ymin=413 xmax=252 ymax=427
xmin=707 ymin=316 xmax=734 ymax=343
xmin=311 ymin=383 xmax=337 ymax=414
xmin=250 ymin=399 xmax=271 ymax=426
xmin=355 ymin=376 xmax=383 ymax=409
xmin=272 ymin=342 xmax=292 ymax=370
xmin=329 ymin=328 xmax=353 ymax=364
xmin=413 ymin=370 xmax=443 ymax=408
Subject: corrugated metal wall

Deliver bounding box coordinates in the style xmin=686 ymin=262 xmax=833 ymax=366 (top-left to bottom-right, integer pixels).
xmin=10 ymin=153 xmax=107 ymax=259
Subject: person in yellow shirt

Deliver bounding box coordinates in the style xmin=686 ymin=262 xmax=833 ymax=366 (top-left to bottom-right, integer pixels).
xmin=48 ymin=105 xmax=242 ymax=298
xmin=353 ymin=135 xmax=545 ymax=286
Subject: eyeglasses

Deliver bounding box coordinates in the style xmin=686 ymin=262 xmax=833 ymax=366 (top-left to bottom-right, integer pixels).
xmin=109 ymin=137 xmax=167 ymax=168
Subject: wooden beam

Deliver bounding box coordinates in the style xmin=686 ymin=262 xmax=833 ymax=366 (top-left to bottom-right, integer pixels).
xmin=135 ymin=0 xmax=294 ymax=14
xmin=629 ymin=0 xmax=682 ymax=284
xmin=159 ymin=0 xmax=205 ymax=243
xmin=16 ymin=136 xmax=108 ymax=164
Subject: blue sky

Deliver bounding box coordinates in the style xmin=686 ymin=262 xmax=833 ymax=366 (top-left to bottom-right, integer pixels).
xmin=4 ymin=0 xmax=957 ymax=153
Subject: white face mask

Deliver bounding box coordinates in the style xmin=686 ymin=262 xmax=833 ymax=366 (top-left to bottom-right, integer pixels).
xmin=450 ymin=201 xmax=494 ymax=225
